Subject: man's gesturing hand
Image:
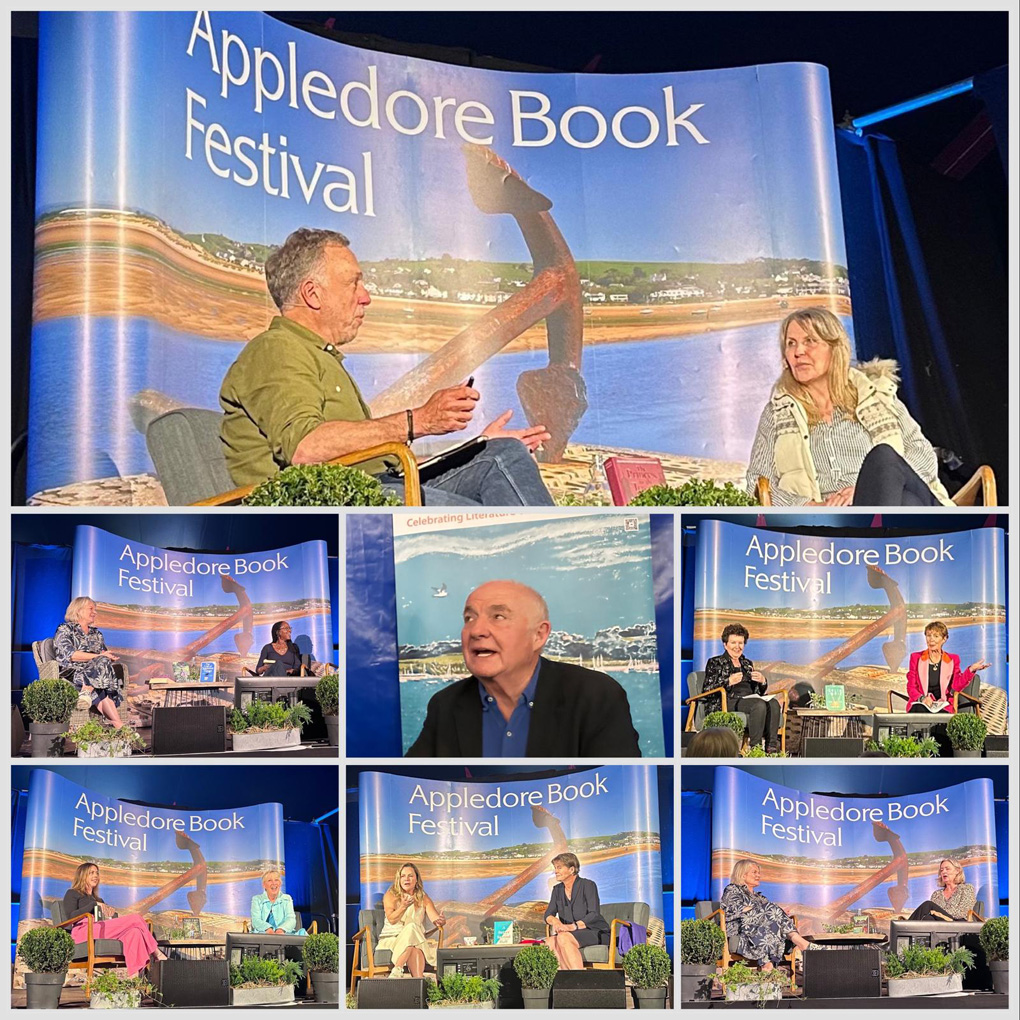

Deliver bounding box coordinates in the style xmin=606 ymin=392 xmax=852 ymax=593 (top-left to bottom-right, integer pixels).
xmin=415 ymin=385 xmax=479 ymax=436
xmin=482 ymin=410 xmax=551 ymax=452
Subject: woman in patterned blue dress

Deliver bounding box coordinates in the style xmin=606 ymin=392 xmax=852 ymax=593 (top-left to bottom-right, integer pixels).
xmin=53 ymin=596 xmax=125 ymax=727
xmin=721 ymin=859 xmax=811 ymax=970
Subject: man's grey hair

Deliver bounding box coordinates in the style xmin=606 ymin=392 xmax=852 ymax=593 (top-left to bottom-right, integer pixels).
xmin=264 ymin=228 xmax=351 ymax=311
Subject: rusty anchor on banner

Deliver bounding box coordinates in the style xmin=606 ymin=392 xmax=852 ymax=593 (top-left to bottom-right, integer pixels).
xmin=805 ymin=565 xmax=907 ymax=680
xmin=824 ymin=820 xmax=910 ymax=920
xmin=123 ymin=831 xmax=208 ymax=917
xmin=437 ymin=804 xmax=569 ymax=945
xmin=369 ymin=146 xmax=586 ymax=463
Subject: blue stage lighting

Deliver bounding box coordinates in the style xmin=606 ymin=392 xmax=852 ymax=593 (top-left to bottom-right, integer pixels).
xmin=852 ymin=77 xmax=974 ymax=134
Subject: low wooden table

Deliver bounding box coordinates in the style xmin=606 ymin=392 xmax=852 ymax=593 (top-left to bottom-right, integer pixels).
xmin=792 ymin=708 xmax=872 ymax=742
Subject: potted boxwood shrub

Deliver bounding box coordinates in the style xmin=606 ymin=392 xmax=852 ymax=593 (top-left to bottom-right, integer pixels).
xmin=717 ymin=961 xmax=788 ymax=1005
xmin=512 ymin=943 xmax=558 ymax=1008
xmin=884 ymin=944 xmax=974 ymax=997
xmin=18 ymin=925 xmax=75 ymax=1009
xmin=946 ymin=712 xmax=987 ymax=758
xmin=62 ymin=719 xmax=146 ymax=758
xmin=679 ymin=918 xmax=724 ymax=1002
xmin=229 ymin=700 xmax=311 ymax=752
xmin=623 ymin=943 xmax=672 ymax=1008
xmin=88 ymin=972 xmax=153 ymax=1009
xmin=426 ymin=973 xmax=500 ymax=1009
xmin=702 ymin=712 xmax=746 ymax=743
xmin=229 ymin=955 xmax=303 ymax=1006
xmin=22 ymin=678 xmax=79 ymax=758
xmin=302 ymin=931 xmax=339 ymax=1003
xmin=242 ymin=463 xmax=401 ymax=507
xmin=979 ymin=916 xmax=1008 ymax=995
xmin=315 ymin=674 xmax=339 ymax=746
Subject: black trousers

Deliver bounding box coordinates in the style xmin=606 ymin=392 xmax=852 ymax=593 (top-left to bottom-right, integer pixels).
xmin=909 ymin=900 xmax=956 ymax=922
xmin=733 ymin=696 xmax=782 ymax=747
xmin=852 ymin=444 xmax=940 ymax=506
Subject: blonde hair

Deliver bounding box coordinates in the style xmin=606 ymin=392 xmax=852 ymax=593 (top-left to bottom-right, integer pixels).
xmin=388 ymin=862 xmax=425 ymax=907
xmin=938 ymin=858 xmax=965 ymax=889
xmin=261 ymin=869 xmax=282 ymax=888
xmin=730 ymin=859 xmax=759 ymax=887
xmin=71 ymin=862 xmax=100 ymax=897
xmin=775 ymin=307 xmax=857 ymax=427
xmin=65 ymin=596 xmax=96 ymax=624
xmin=924 ymin=621 xmax=949 ymax=641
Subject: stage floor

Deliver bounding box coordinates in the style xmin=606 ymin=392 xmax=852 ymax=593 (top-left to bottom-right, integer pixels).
xmin=10 ymin=988 xmax=335 ymax=1009
xmin=687 ymin=992 xmax=1007 ymax=1009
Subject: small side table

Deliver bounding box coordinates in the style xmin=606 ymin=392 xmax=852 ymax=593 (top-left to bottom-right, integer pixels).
xmin=792 ymin=708 xmax=871 ymax=742
xmin=156 ymin=683 xmax=233 ymax=708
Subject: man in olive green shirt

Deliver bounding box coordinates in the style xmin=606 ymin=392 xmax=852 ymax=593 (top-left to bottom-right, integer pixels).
xmin=220 ymin=228 xmax=554 ymax=505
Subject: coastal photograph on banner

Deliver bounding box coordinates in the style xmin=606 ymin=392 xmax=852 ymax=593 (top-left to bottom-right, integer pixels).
xmin=11 ymin=514 xmax=340 ymax=758
xmin=346 ymin=511 xmax=674 ymax=758
xmin=679 ymin=764 xmax=1008 ymax=1006
xmin=11 ymin=764 xmax=339 ymax=1008
xmin=347 ymin=763 xmax=673 ymax=1009
xmin=13 ymin=13 xmax=1008 ymax=509
xmin=679 ymin=512 xmax=1008 ymax=759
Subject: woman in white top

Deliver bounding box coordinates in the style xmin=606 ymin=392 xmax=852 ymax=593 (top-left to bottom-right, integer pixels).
xmin=377 ymin=862 xmax=446 ymax=979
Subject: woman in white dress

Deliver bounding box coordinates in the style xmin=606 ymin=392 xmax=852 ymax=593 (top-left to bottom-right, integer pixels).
xmin=378 ymin=862 xmax=446 ymax=979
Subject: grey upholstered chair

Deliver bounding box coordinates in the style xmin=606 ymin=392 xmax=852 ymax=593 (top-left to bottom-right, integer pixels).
xmin=45 ymin=895 xmax=141 ymax=994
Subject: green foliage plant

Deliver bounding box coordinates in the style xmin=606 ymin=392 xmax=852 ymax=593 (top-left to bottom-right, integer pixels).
xmin=229 ymin=700 xmax=312 ymax=734
xmin=885 ymin=945 xmax=974 ymax=979
xmin=512 ymin=944 xmax=559 ymax=989
xmin=946 ymin=712 xmax=988 ymax=751
xmin=703 ymin=712 xmax=746 ymax=742
xmin=622 ymin=943 xmax=672 ymax=988
xmin=314 ymin=675 xmax=339 ymax=716
xmin=18 ymin=926 xmax=75 ymax=972
xmin=229 ymin=955 xmax=303 ymax=988
xmin=741 ymin=745 xmax=787 ymax=758
xmin=302 ymin=932 xmax=339 ymax=973
xmin=89 ymin=972 xmax=154 ymax=1003
xmin=61 ymin=720 xmax=146 ymax=754
xmin=346 ymin=991 xmax=358 ymax=1009
xmin=718 ymin=960 xmax=788 ymax=1007
xmin=865 ymin=734 xmax=940 ymax=758
xmin=979 ymin=917 xmax=1008 ymax=962
xmin=679 ymin=918 xmax=725 ymax=966
xmin=23 ymin=679 xmax=80 ymax=724
xmin=628 ymin=480 xmax=756 ymax=507
xmin=242 ymin=464 xmax=400 ymax=507
xmin=426 ymin=973 xmax=501 ymax=1004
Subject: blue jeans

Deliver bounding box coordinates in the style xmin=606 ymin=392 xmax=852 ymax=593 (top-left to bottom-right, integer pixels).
xmin=379 ymin=438 xmax=554 ymax=506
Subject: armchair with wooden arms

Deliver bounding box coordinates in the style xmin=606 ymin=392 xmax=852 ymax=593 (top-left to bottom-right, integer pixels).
xmin=887 ymin=674 xmax=982 ymax=719
xmin=145 ymin=407 xmax=422 ymax=506
xmin=349 ymin=907 xmax=445 ymax=995
xmin=544 ymin=901 xmax=652 ymax=970
xmin=684 ymin=670 xmax=788 ymax=755
xmin=756 ymin=465 xmax=997 ymax=507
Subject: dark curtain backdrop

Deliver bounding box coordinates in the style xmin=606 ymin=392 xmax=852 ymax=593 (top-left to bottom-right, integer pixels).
xmin=346 ymin=515 xmax=675 ymax=757
xmin=973 ymin=65 xmax=1008 ymax=173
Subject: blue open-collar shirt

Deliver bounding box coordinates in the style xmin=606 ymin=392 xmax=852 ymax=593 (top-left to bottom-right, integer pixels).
xmin=479 ymin=661 xmax=540 ymax=757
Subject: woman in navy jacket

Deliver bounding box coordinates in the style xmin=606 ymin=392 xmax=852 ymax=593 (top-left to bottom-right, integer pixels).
xmin=543 ymin=852 xmax=609 ymax=970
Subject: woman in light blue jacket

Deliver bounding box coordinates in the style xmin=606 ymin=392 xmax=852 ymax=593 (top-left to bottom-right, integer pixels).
xmin=250 ymin=869 xmax=307 ymax=935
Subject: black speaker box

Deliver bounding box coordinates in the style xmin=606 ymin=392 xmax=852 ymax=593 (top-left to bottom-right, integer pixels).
xmin=358 ymin=977 xmax=428 ymax=1009
xmin=151 ymin=705 xmax=226 ymax=755
xmin=803 ymin=736 xmax=866 ymax=758
xmin=803 ymin=947 xmax=881 ymax=998
xmin=156 ymin=958 xmax=230 ymax=1007
xmin=984 ymin=735 xmax=1009 ymax=758
xmin=552 ymin=969 xmax=627 ymax=1008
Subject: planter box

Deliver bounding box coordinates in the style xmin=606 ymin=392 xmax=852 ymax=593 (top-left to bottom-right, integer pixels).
xmin=429 ymin=1002 xmax=495 ymax=1009
xmin=25 ymin=971 xmax=66 ymax=1009
xmin=230 ymin=984 xmax=295 ymax=1006
xmin=29 ymin=721 xmax=66 ymax=758
xmin=521 ymin=986 xmax=552 ymax=1009
xmin=952 ymin=748 xmax=981 ymax=758
xmin=725 ymin=983 xmax=782 ymax=1003
xmin=310 ymin=970 xmax=340 ymax=1003
xmin=988 ymin=959 xmax=1008 ymax=996
xmin=887 ymin=973 xmax=963 ymax=997
xmin=77 ymin=742 xmax=134 ymax=758
xmin=680 ymin=965 xmax=716 ymax=1002
xmin=633 ymin=986 xmax=668 ymax=1009
xmin=231 ymin=727 xmax=300 ymax=752
xmin=90 ymin=991 xmax=142 ymax=1009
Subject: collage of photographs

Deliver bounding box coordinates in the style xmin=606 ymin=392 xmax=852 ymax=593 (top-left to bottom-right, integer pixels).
xmin=7 ymin=7 xmax=1013 ymax=1016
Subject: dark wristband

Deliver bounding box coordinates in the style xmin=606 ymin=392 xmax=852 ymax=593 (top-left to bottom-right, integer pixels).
xmin=406 ymin=408 xmax=414 ymax=444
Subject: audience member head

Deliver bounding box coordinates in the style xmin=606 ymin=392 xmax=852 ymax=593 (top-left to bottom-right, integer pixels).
xmin=687 ymin=727 xmax=741 ymax=758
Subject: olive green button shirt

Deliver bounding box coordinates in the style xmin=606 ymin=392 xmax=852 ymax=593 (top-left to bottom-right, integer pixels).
xmin=220 ymin=316 xmax=392 ymax=485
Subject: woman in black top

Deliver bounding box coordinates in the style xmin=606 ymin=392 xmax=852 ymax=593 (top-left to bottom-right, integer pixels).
xmin=62 ymin=862 xmax=165 ymax=977
xmin=255 ymin=621 xmax=302 ymax=677
xmin=543 ymin=852 xmax=609 ymax=970
xmin=702 ymin=623 xmax=782 ymax=752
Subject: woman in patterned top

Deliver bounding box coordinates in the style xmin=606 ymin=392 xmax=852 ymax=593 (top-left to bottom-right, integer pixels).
xmin=53 ymin=596 xmax=125 ymax=727
xmin=746 ymin=308 xmax=953 ymax=507
xmin=721 ymin=859 xmax=812 ymax=971
xmin=908 ymin=858 xmax=977 ymax=921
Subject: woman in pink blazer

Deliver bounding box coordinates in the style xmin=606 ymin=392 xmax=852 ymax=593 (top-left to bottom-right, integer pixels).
xmin=905 ymin=621 xmax=990 ymax=714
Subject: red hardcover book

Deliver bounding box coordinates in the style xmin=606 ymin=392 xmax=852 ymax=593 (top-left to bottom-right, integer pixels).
xmin=603 ymin=456 xmax=666 ymax=505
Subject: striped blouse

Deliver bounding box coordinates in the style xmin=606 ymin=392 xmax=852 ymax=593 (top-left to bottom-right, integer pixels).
xmin=745 ymin=399 xmax=942 ymax=506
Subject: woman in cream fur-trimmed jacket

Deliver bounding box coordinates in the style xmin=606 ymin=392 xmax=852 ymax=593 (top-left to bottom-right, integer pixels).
xmin=746 ymin=307 xmax=953 ymax=507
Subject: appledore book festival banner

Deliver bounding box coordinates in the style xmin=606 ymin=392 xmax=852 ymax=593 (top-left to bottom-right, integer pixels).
xmin=17 ymin=770 xmax=286 ymax=940
xmin=359 ymin=765 xmax=662 ymax=943
xmin=693 ymin=520 xmax=1007 ymax=727
xmin=712 ymin=767 xmax=999 ymax=933
xmin=70 ymin=524 xmax=331 ymax=724
xmin=30 ymin=11 xmax=850 ymax=500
